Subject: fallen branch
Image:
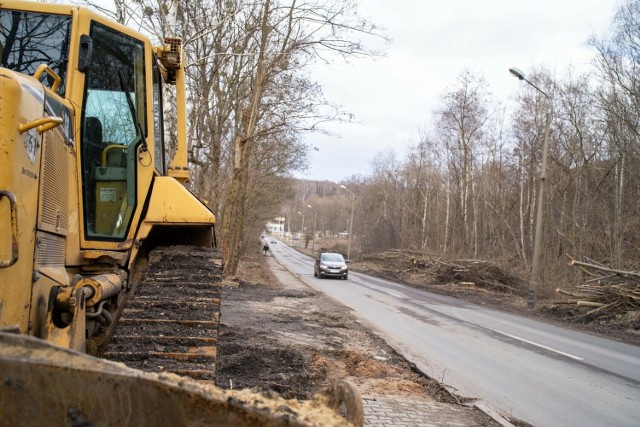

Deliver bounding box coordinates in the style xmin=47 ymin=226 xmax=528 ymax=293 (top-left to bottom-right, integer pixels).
xmin=568 ymin=259 xmax=640 ymax=278
xmin=586 ymin=301 xmax=620 ymax=316
xmin=556 ymin=288 xmax=583 ymax=298
xmin=576 ymin=301 xmax=605 ymax=308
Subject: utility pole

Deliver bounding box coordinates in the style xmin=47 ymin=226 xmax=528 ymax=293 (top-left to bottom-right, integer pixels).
xmin=307 ymin=204 xmax=317 ymax=255
xmin=297 ymin=211 xmax=304 ymax=247
xmin=509 ymin=67 xmax=552 ymax=308
xmin=340 ymin=185 xmax=355 ymax=260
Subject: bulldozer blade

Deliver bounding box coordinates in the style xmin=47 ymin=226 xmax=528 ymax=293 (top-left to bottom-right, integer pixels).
xmin=0 ymin=332 xmax=363 ymax=426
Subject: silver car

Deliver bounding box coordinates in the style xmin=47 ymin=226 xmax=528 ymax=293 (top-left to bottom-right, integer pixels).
xmin=314 ymin=252 xmax=348 ymax=280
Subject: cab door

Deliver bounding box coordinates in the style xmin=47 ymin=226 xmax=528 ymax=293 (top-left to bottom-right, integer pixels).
xmin=79 ymin=21 xmax=149 ymax=242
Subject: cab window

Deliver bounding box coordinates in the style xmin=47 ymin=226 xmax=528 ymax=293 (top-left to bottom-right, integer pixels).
xmin=0 ymin=9 xmax=71 ymax=95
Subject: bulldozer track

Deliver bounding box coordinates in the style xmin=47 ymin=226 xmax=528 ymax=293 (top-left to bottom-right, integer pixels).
xmin=104 ymin=246 xmax=222 ymax=381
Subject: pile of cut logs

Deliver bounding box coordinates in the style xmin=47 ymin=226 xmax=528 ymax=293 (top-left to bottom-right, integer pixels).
xmin=556 ymin=256 xmax=640 ymax=319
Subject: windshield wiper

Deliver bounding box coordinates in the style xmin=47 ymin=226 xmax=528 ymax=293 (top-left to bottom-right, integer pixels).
xmin=117 ymin=69 xmax=148 ymax=153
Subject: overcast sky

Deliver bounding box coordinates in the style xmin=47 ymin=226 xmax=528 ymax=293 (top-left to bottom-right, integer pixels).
xmin=296 ymin=0 xmax=622 ymax=183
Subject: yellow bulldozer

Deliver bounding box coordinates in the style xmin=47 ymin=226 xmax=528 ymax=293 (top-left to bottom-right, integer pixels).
xmin=0 ymin=1 xmax=362 ymax=425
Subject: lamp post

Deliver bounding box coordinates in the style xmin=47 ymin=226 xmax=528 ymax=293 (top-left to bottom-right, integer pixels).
xmin=297 ymin=211 xmax=304 ymax=247
xmin=307 ymin=204 xmax=317 ymax=255
xmin=340 ymin=185 xmax=355 ymax=261
xmin=510 ymin=67 xmax=552 ymax=308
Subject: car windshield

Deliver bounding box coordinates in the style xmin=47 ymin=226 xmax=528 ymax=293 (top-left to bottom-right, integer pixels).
xmin=321 ymin=254 xmax=344 ymax=262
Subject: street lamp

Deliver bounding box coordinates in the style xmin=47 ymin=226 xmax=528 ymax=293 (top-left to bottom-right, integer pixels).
xmin=297 ymin=211 xmax=304 ymax=247
xmin=340 ymin=184 xmax=355 ymax=261
xmin=510 ymin=67 xmax=552 ymax=308
xmin=307 ymin=204 xmax=317 ymax=255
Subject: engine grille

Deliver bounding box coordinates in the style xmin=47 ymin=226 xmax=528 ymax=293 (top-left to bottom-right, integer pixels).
xmin=36 ymin=232 xmax=65 ymax=267
xmin=39 ymin=127 xmax=69 ymax=234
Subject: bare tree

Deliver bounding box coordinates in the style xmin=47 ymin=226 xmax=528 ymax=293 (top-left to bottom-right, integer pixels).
xmin=590 ymin=0 xmax=640 ymax=268
xmin=401 ymin=135 xmax=445 ymax=253
xmin=215 ymin=0 xmax=383 ymax=274
xmin=435 ymin=70 xmax=493 ymax=254
xmin=365 ymin=149 xmax=403 ymax=252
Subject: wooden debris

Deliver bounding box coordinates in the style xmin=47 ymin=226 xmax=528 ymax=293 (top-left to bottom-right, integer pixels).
xmin=410 ymin=256 xmax=526 ymax=296
xmin=555 ymin=255 xmax=640 ymax=322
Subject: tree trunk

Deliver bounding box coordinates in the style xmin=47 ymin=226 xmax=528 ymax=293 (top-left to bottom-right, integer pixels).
xmin=220 ymin=0 xmax=271 ymax=276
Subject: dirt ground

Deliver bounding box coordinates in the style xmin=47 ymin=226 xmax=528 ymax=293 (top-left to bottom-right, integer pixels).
xmin=215 ymin=247 xmax=501 ymax=426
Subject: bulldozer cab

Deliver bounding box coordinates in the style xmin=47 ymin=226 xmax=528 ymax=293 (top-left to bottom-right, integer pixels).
xmin=1 ymin=1 xmax=166 ymax=246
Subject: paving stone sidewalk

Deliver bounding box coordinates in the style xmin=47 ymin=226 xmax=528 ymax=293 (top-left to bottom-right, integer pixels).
xmin=363 ymin=395 xmax=496 ymax=427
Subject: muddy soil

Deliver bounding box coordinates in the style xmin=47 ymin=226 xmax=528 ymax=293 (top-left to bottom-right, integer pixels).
xmin=215 ymin=248 xmax=498 ymax=425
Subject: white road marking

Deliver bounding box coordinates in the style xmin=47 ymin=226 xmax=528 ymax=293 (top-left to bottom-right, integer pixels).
xmin=494 ymin=330 xmax=584 ymax=361
xmin=385 ymin=290 xmax=404 ymax=298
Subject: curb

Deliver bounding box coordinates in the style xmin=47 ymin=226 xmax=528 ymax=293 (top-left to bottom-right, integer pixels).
xmin=473 ymin=402 xmax=516 ymax=427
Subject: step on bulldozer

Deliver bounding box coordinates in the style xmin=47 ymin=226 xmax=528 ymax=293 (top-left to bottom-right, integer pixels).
xmin=0 ymin=1 xmax=363 ymax=425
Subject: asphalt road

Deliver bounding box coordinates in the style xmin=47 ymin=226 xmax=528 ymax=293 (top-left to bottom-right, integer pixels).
xmin=268 ymin=239 xmax=640 ymax=427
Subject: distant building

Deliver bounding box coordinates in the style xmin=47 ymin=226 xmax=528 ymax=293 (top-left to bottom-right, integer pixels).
xmin=265 ymin=217 xmax=285 ymax=234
